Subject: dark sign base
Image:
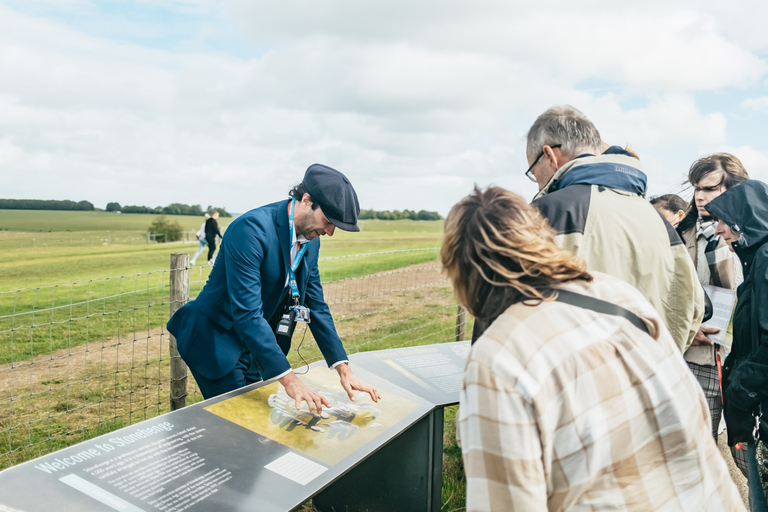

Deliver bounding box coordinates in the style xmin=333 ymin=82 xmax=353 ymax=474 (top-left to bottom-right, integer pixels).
xmin=313 ymin=409 xmax=444 ymax=512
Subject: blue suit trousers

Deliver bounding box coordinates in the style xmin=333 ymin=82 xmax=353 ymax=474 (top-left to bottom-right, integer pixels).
xmin=190 ymin=349 xmax=263 ymax=400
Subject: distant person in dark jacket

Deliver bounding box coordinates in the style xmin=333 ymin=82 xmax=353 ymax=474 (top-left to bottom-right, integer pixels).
xmin=707 ymin=180 xmax=768 ymax=509
xmin=191 ymin=213 xmax=210 ymax=266
xmin=205 ymin=210 xmax=223 ymax=265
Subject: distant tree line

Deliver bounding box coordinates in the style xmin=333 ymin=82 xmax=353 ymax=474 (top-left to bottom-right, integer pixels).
xmin=106 ymin=202 xmax=232 ymax=217
xmin=0 ymin=199 xmax=94 ymax=211
xmin=358 ymin=209 xmax=443 ymax=221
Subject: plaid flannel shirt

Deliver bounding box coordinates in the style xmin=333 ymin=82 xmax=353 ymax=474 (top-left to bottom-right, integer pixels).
xmin=459 ymin=272 xmax=744 ymax=511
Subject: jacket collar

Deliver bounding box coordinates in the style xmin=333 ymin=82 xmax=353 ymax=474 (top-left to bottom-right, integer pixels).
xmin=276 ymin=199 xmax=291 ymax=279
xmin=533 ymin=148 xmax=648 ymax=201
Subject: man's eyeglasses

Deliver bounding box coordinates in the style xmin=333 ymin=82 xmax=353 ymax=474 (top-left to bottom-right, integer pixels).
xmin=525 ymin=144 xmax=561 ymax=183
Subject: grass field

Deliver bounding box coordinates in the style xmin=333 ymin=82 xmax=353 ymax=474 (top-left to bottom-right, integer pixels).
xmin=0 ymin=210 xmax=442 ymax=287
xmin=0 ymin=210 xmax=235 ymax=233
xmin=0 ymin=209 xmax=468 ymax=510
xmin=0 ymin=213 xmax=446 ymax=366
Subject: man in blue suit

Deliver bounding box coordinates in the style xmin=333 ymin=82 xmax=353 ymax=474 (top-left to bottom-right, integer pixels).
xmin=168 ymin=164 xmax=380 ymax=413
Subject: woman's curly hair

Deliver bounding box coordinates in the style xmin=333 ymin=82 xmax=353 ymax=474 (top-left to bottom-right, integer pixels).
xmin=441 ymin=186 xmax=592 ymax=325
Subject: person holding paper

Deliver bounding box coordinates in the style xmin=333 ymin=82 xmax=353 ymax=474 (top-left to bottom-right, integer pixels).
xmin=707 ymin=180 xmax=768 ymax=510
xmin=675 ymin=153 xmax=749 ymax=441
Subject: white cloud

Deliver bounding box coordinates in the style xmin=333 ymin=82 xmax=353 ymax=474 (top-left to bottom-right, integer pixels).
xmin=590 ymin=94 xmax=728 ymax=150
xmin=718 ymin=145 xmax=768 ymax=182
xmin=228 ymin=2 xmax=767 ymax=92
xmin=740 ymin=96 xmax=768 ymax=112
xmin=0 ymin=1 xmax=766 ymax=216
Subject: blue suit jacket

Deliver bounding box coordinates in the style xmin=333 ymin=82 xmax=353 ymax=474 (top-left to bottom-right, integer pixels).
xmin=167 ymin=199 xmax=347 ymax=380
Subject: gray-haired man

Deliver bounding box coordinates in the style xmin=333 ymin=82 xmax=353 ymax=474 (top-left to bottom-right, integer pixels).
xmin=526 ymin=105 xmax=703 ymax=352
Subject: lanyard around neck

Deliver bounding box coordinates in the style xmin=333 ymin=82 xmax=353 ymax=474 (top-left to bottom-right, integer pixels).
xmin=288 ymin=198 xmax=309 ymax=299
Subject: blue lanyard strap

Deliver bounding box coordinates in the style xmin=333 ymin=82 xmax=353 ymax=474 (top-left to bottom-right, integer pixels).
xmin=288 ymin=198 xmax=309 ymax=300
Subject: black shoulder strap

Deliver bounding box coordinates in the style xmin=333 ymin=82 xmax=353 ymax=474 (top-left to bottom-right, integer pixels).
xmin=751 ymin=283 xmax=760 ymax=355
xmin=553 ymin=289 xmax=650 ymax=335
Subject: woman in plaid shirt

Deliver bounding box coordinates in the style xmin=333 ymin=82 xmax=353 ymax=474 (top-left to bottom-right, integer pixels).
xmin=442 ymin=186 xmax=744 ymax=511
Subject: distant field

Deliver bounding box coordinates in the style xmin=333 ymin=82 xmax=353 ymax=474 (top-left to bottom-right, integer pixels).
xmin=0 ymin=209 xmax=439 ymax=238
xmin=0 ymin=210 xmax=234 ymax=233
xmin=0 ymin=209 xmax=444 ymax=289
xmin=0 ymin=214 xmax=446 ymax=368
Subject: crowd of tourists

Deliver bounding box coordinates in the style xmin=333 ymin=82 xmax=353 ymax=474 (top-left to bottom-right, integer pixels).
xmin=444 ymin=106 xmax=768 ymax=511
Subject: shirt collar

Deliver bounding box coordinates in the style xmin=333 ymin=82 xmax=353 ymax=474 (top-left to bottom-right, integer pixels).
xmin=291 ymin=227 xmax=308 ymax=246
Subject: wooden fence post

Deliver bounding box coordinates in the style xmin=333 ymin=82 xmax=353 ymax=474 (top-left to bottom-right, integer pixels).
xmin=169 ymin=253 xmax=190 ymax=410
xmin=455 ymin=305 xmax=467 ymax=342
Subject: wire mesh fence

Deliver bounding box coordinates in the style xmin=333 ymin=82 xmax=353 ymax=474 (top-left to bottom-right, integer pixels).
xmin=0 ymin=248 xmax=467 ymax=470
xmin=0 ymin=269 xmax=179 ymax=469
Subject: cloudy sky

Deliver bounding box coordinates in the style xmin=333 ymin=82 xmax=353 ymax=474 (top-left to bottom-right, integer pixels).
xmin=1 ymin=0 xmax=767 ymax=215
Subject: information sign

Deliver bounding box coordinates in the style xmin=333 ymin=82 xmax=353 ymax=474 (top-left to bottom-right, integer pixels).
xmin=349 ymin=340 xmax=471 ymax=406
xmin=0 ymin=364 xmax=432 ymax=512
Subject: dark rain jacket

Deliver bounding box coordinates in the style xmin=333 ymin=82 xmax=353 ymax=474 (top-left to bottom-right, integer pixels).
xmin=532 ymin=147 xmax=703 ymax=352
xmin=706 ymin=180 xmax=768 ymax=445
xmin=204 ymin=216 xmax=223 ymax=241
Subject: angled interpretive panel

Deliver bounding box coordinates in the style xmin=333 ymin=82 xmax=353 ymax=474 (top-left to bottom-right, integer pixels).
xmin=349 ymin=340 xmax=471 ymax=407
xmin=0 ymin=363 xmax=432 ymax=512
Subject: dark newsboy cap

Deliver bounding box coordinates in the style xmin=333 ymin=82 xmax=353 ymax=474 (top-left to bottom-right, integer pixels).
xmin=302 ymin=164 xmax=360 ymax=232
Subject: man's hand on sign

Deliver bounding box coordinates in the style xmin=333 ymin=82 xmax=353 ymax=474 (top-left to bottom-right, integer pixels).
xmin=691 ymin=325 xmax=720 ymax=346
xmin=279 ymin=372 xmax=330 ymax=414
xmin=336 ymin=363 xmax=381 ymax=403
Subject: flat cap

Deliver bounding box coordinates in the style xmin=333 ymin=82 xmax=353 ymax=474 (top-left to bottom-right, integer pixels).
xmin=302 ymin=164 xmax=360 ymax=232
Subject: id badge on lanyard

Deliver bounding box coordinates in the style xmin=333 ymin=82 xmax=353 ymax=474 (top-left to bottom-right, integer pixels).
xmin=287 ymin=198 xmax=311 ymax=324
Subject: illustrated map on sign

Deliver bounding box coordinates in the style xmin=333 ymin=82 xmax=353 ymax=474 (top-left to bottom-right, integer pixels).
xmin=204 ymin=366 xmax=420 ymax=466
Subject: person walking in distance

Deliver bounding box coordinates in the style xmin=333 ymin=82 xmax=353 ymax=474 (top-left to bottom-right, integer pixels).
xmin=205 ymin=210 xmax=223 ymax=265
xmin=191 ymin=213 xmax=210 ymax=266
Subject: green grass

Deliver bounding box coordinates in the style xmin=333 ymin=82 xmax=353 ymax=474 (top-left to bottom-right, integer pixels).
xmin=442 ymin=405 xmax=467 ymax=511
xmin=0 ymin=215 xmax=443 ymax=288
xmin=0 ymin=210 xmax=233 ymax=233
xmin=0 ymin=210 xmax=235 ymax=250
xmin=0 ymin=218 xmax=444 ymax=368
